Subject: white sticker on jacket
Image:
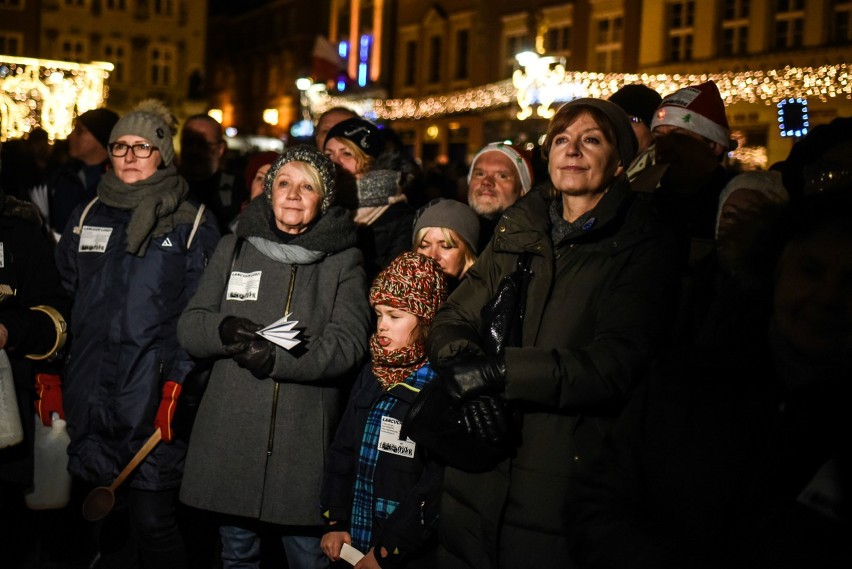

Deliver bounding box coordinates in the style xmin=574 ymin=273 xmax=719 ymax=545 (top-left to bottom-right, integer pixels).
xmin=226 ymin=271 xmax=262 ymax=301
xmin=78 ymin=226 xmax=113 ymax=253
xmin=0 ymin=242 xmax=5 ymax=267
xmin=377 ymin=416 xmax=416 ymax=458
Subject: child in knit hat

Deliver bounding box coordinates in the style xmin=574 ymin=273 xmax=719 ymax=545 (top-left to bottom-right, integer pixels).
xmin=321 ymin=251 xmax=448 ymax=568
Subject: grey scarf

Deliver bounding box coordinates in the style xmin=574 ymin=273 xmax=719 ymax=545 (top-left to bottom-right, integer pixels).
xmin=246 ymin=236 xmax=324 ymax=265
xmin=97 ymin=165 xmax=193 ymax=256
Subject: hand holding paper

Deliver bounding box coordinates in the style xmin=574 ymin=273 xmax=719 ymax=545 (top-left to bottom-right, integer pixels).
xmin=256 ymin=313 xmax=302 ymax=350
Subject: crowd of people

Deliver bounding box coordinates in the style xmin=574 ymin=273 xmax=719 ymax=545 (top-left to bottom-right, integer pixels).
xmin=0 ymin=80 xmax=850 ymax=569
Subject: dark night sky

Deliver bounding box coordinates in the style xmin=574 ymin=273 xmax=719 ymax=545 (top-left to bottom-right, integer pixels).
xmin=208 ymin=0 xmax=274 ymax=16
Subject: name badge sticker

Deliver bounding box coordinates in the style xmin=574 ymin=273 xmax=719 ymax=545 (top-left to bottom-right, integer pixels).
xmin=79 ymin=226 xmax=113 ymax=253
xmin=377 ymin=416 xmax=416 ymax=458
xmin=226 ymin=271 xmax=262 ymax=301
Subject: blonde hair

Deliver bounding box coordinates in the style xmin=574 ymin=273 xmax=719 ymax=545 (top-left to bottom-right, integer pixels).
xmin=413 ymin=226 xmax=477 ymax=276
xmin=333 ymin=137 xmax=375 ymax=175
xmin=283 ymin=160 xmax=326 ymax=199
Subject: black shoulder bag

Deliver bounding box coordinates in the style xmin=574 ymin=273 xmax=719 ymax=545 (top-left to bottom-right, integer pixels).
xmin=402 ymin=252 xmax=534 ymax=472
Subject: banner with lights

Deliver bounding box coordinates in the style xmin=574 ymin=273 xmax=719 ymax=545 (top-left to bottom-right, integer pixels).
xmin=0 ymin=55 xmax=112 ymax=142
xmin=308 ymin=63 xmax=850 ymax=123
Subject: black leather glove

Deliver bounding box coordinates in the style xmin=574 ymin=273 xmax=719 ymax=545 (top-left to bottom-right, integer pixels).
xmin=219 ymin=317 xmax=262 ymax=346
xmin=233 ymin=339 xmax=276 ymax=379
xmin=439 ymin=353 xmax=506 ymax=403
xmin=461 ymin=396 xmax=510 ymax=446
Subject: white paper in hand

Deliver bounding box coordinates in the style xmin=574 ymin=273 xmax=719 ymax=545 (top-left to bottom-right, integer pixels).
xmin=256 ymin=313 xmax=302 ymax=350
xmin=340 ymin=543 xmax=365 ymax=565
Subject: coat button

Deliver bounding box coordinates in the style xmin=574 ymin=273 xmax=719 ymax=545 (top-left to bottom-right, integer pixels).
xmin=498 ymin=226 xmax=506 ymax=232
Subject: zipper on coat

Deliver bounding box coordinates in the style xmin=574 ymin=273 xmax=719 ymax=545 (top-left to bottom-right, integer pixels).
xmin=266 ymin=264 xmax=297 ymax=457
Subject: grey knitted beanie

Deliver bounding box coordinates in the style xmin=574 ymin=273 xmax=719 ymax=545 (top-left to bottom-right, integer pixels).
xmin=109 ymin=100 xmax=176 ymax=166
xmin=264 ymin=145 xmax=337 ymax=213
xmin=412 ymin=198 xmax=481 ymax=254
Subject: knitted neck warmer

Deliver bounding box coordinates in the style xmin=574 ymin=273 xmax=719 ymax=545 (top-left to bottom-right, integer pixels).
xmin=357 ymin=169 xmax=401 ymax=207
xmin=97 ymin=166 xmax=191 ymax=256
xmin=369 ymin=334 xmax=426 ymax=389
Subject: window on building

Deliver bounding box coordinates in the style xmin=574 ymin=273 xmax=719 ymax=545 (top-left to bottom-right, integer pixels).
xmin=667 ymin=0 xmax=694 ymax=61
xmin=404 ymin=40 xmax=417 ymax=87
xmin=504 ymin=31 xmax=527 ymax=76
xmin=0 ymin=33 xmax=22 ymax=54
xmin=546 ymin=25 xmax=571 ymax=54
xmin=105 ymin=0 xmax=126 ymax=9
xmin=59 ymin=36 xmax=89 ymax=62
xmin=594 ymin=15 xmax=623 ymax=71
xmin=0 ymin=0 xmax=25 ymax=9
xmin=428 ymin=35 xmax=442 ymax=84
xmin=102 ymin=41 xmax=129 ymax=83
xmin=721 ymin=0 xmax=749 ymax=56
xmin=63 ymin=0 xmax=86 ymax=7
xmin=148 ymin=44 xmax=176 ymax=87
xmin=453 ymin=28 xmax=469 ymax=81
xmin=153 ymin=0 xmax=174 ymax=17
xmin=833 ymin=0 xmax=852 ymax=43
xmin=774 ymin=0 xmax=804 ymax=49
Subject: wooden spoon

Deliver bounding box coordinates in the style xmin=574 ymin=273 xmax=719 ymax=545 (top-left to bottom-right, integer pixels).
xmin=82 ymin=428 xmax=162 ymax=521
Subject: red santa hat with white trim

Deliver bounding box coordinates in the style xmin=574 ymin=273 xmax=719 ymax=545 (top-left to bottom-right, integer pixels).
xmin=650 ymin=80 xmax=737 ymax=151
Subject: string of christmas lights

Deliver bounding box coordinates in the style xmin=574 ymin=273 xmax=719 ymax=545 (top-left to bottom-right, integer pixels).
xmin=0 ymin=56 xmax=112 ymax=141
xmin=312 ymin=64 xmax=851 ymax=121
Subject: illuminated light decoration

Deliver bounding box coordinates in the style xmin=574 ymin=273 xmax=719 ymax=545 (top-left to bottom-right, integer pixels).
xmin=338 ymin=41 xmax=349 ymax=59
xmin=0 ymin=55 xmax=111 ymax=142
xmin=513 ymin=51 xmax=567 ymax=120
xmin=262 ymin=108 xmax=280 ymax=126
xmin=208 ymin=108 xmax=224 ymax=123
xmin=777 ymin=97 xmax=809 ymax=138
xmin=425 ymin=125 xmax=439 ymax=139
xmin=225 ymin=126 xmax=238 ymax=137
xmin=290 ymin=119 xmax=315 ymax=138
xmin=728 ymin=145 xmax=768 ymax=170
xmin=305 ymin=64 xmax=851 ymax=122
xmin=358 ymin=35 xmax=371 ymax=88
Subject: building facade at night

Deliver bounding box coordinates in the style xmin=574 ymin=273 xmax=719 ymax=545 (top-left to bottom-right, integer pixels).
xmin=320 ymin=0 xmax=852 ymax=168
xmin=1 ymin=0 xmax=207 ymax=126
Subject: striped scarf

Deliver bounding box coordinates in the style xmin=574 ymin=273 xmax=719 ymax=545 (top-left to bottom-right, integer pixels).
xmin=350 ymin=363 xmax=437 ymax=552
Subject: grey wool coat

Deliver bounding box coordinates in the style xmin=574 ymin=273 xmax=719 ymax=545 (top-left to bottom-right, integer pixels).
xmin=177 ymin=197 xmax=371 ymax=526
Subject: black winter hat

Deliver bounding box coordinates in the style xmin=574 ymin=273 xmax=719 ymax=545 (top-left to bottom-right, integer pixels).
xmin=76 ymin=108 xmax=120 ymax=151
xmin=325 ymin=117 xmax=384 ymax=159
xmin=608 ymin=84 xmax=662 ymax=127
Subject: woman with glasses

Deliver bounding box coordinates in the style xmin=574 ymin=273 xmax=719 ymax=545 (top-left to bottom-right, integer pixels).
xmin=55 ymin=100 xmax=220 ymax=569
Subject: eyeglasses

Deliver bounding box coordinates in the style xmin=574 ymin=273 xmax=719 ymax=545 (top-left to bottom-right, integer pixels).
xmin=108 ymin=142 xmax=158 ymax=159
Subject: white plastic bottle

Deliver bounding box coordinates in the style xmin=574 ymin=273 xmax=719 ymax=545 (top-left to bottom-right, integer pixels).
xmin=0 ymin=349 xmax=24 ymax=449
xmin=25 ymin=412 xmax=72 ymax=509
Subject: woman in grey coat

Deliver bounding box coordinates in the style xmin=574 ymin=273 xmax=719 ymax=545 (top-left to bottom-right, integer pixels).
xmin=177 ymin=146 xmax=371 ymax=569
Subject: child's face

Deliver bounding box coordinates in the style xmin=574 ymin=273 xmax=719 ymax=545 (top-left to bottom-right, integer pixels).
xmin=374 ymin=304 xmax=420 ymax=352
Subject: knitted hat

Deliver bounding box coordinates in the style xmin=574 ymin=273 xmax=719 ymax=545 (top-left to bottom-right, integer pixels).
xmin=412 ymin=198 xmax=481 ymax=254
xmin=109 ymin=100 xmax=176 ymax=166
xmin=325 ymin=117 xmax=384 ymax=159
xmin=76 ymin=108 xmax=119 ymax=150
xmin=608 ymin=84 xmax=662 ymax=127
xmin=467 ymin=142 xmax=534 ymax=195
xmin=370 ymin=251 xmax=448 ymax=324
xmin=556 ymin=98 xmax=639 ymax=167
xmin=264 ymin=145 xmax=337 ymax=213
xmin=650 ymin=81 xmax=735 ymax=151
